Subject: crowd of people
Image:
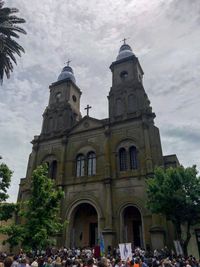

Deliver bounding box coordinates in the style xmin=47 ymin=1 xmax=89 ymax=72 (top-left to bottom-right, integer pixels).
xmin=0 ymin=247 xmax=199 ymax=267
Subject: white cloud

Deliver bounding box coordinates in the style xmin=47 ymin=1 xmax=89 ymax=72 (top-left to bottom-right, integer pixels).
xmin=1 ymin=0 xmax=200 ymax=201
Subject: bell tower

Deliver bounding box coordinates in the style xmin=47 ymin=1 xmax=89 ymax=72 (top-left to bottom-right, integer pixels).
xmin=41 ymin=63 xmax=82 ymax=136
xmin=108 ymin=42 xmax=155 ymax=123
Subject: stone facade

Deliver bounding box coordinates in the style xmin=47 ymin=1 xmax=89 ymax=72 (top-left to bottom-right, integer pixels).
xmin=18 ymin=43 xmax=179 ymax=251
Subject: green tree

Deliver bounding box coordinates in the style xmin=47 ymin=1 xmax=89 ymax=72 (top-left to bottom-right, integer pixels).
xmin=0 ymin=0 xmax=26 ymax=83
xmin=21 ymin=164 xmax=64 ymax=251
xmin=0 ymin=158 xmax=16 ymax=221
xmin=0 ymin=224 xmax=25 ymax=249
xmin=1 ymin=164 xmax=64 ymax=251
xmin=146 ymin=165 xmax=200 ymax=256
xmin=0 ymin=159 xmax=12 ymax=202
xmin=0 ymin=202 xmax=17 ymax=221
xmin=0 ymin=158 xmax=18 ymax=251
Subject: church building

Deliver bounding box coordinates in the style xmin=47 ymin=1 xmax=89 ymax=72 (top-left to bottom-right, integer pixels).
xmin=18 ymin=42 xmax=179 ymax=251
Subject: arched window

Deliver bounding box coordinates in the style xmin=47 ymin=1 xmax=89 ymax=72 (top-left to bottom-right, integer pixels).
xmin=119 ymin=148 xmax=127 ymax=171
xmin=47 ymin=117 xmax=53 ymax=132
xmin=128 ymin=94 xmax=137 ymax=113
xmin=87 ymin=152 xmax=96 ymax=176
xmin=76 ymin=154 xmax=85 ymax=177
xmin=49 ymin=160 xmax=57 ymax=179
xmin=129 ymin=146 xmax=137 ymax=169
xmin=116 ymin=98 xmax=123 ymax=116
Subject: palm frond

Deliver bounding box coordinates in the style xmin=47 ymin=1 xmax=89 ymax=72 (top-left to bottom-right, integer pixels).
xmin=0 ymin=8 xmax=11 ymax=17
xmin=0 ymin=28 xmax=20 ymax=38
xmin=0 ymin=1 xmax=26 ymax=83
xmin=5 ymin=37 xmax=25 ymax=55
xmin=2 ymin=16 xmax=26 ymax=24
xmin=0 ymin=53 xmax=13 ymax=83
xmin=6 ymin=49 xmax=17 ymax=65
xmin=9 ymin=8 xmax=19 ymax=14
xmin=0 ymin=24 xmax=26 ymax=35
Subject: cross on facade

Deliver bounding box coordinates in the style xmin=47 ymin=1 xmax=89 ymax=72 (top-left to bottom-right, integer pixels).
xmin=65 ymin=59 xmax=71 ymax=66
xmin=85 ymin=104 xmax=92 ymax=116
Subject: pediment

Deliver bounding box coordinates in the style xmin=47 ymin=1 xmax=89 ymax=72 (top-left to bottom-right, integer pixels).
xmin=69 ymin=116 xmax=104 ymax=134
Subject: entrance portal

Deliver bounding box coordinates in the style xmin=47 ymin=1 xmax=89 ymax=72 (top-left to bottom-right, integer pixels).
xmin=123 ymin=206 xmax=143 ymax=248
xmin=71 ymin=203 xmax=98 ymax=247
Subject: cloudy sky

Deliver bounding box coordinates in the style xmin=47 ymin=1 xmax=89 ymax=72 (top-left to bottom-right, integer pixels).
xmin=0 ymin=0 xmax=200 ymax=202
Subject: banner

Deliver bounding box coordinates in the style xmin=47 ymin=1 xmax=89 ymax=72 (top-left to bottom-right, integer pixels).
xmin=99 ymin=232 xmax=105 ymax=256
xmin=119 ymin=243 xmax=132 ymax=261
xmin=173 ymin=240 xmax=184 ymax=255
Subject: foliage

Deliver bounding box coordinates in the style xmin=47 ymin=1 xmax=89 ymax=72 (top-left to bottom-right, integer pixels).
xmin=0 ymin=202 xmax=17 ymax=221
xmin=146 ymin=165 xmax=200 ymax=255
xmin=0 ymin=161 xmax=13 ymax=202
xmin=0 ymin=0 xmax=26 ymax=83
xmin=0 ymin=224 xmax=25 ymax=249
xmin=0 ymin=158 xmax=16 ymax=221
xmin=1 ymin=164 xmax=64 ymax=250
xmin=21 ymin=164 xmax=64 ymax=250
xmin=0 ymin=158 xmax=19 ymax=250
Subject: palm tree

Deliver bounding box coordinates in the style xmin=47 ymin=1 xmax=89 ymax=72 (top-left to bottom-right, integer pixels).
xmin=0 ymin=0 xmax=26 ymax=84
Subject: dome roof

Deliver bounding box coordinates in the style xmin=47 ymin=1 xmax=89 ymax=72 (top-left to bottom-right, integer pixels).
xmin=57 ymin=65 xmax=76 ymax=83
xmin=116 ymin=43 xmax=134 ymax=61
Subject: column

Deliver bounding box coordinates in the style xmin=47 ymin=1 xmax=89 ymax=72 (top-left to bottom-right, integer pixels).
xmin=143 ymin=122 xmax=153 ymax=174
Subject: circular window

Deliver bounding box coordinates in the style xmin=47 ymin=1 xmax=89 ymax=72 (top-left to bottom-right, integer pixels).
xmin=120 ymin=70 xmax=128 ymax=79
xmin=84 ymin=122 xmax=89 ymax=128
xmin=72 ymin=95 xmax=77 ymax=102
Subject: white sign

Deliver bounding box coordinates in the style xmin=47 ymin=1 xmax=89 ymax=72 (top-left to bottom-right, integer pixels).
xmin=119 ymin=243 xmax=132 ymax=261
xmin=174 ymin=240 xmax=184 ymax=255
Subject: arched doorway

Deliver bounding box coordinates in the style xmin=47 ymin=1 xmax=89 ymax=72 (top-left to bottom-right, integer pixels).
xmin=70 ymin=203 xmax=98 ymax=248
xmin=122 ymin=206 xmax=143 ymax=248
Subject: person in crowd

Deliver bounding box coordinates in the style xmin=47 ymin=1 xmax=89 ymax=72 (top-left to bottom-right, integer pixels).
xmin=141 ymin=258 xmax=148 ymax=267
xmin=44 ymin=258 xmax=52 ymax=267
xmin=87 ymin=259 xmax=94 ymax=267
xmin=11 ymin=256 xmax=18 ymax=267
xmin=4 ymin=257 xmax=13 ymax=267
xmin=133 ymin=258 xmax=140 ymax=267
xmin=65 ymin=259 xmax=72 ymax=267
xmin=54 ymin=257 xmax=62 ymax=267
xmin=115 ymin=259 xmax=122 ymax=267
xmin=31 ymin=260 xmax=38 ymax=267
xmin=1 ymin=244 xmax=200 ymax=267
xmin=37 ymin=257 xmax=44 ymax=267
xmin=18 ymin=258 xmax=30 ymax=267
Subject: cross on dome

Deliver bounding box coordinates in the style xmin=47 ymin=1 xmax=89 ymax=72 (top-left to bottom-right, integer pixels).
xmin=65 ymin=59 xmax=71 ymax=66
xmin=57 ymin=59 xmax=76 ymax=83
xmin=116 ymin=38 xmax=134 ymax=61
xmin=120 ymin=37 xmax=129 ymax=45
